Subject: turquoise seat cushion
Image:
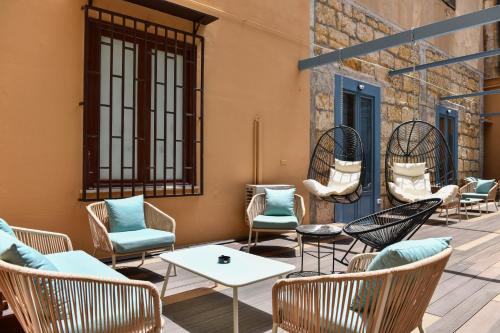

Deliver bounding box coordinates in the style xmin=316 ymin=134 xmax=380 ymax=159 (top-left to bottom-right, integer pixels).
xmin=462 ymin=192 xmax=488 ymax=200
xmin=109 ymin=228 xmax=175 ymax=254
xmin=105 ymin=195 xmax=146 ymax=233
xmin=0 ymin=219 xmax=15 ymax=238
xmin=0 ymin=231 xmax=57 ymax=271
xmin=353 ymin=237 xmax=451 ymax=310
xmin=252 ymin=215 xmax=298 ymax=230
xmin=264 ymin=188 xmax=295 ymax=216
xmin=46 ymin=250 xmax=126 ymax=280
xmin=476 ymin=179 xmax=496 ymax=194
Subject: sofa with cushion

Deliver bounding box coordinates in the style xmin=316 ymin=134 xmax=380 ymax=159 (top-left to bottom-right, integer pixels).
xmin=86 ymin=195 xmax=176 ymax=268
xmin=0 ymin=219 xmax=162 ymax=333
xmin=272 ymin=237 xmax=452 ymax=333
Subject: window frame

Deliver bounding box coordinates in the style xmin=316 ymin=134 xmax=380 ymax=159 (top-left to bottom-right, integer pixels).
xmin=82 ymin=7 xmax=204 ymax=200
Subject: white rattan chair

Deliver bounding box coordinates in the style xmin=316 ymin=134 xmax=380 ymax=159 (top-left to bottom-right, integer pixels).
xmin=246 ymin=193 xmax=305 ymax=252
xmin=0 ymin=226 xmax=163 ymax=333
xmin=272 ymin=247 xmax=452 ymax=333
xmin=87 ymin=201 xmax=176 ymax=269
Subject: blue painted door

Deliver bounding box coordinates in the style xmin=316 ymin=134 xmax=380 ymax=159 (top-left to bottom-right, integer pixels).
xmin=334 ymin=75 xmax=381 ymax=222
xmin=436 ymin=105 xmax=458 ymax=180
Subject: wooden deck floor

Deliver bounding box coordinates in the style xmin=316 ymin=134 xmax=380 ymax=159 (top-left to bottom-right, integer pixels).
xmin=3 ymin=204 xmax=500 ymax=332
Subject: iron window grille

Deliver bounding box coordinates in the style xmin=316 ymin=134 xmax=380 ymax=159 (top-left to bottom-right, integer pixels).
xmin=82 ymin=6 xmax=204 ymax=201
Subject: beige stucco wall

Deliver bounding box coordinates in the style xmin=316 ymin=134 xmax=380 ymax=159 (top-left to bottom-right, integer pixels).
xmin=0 ymin=0 xmax=310 ymax=253
xmin=355 ymin=0 xmax=484 ymax=67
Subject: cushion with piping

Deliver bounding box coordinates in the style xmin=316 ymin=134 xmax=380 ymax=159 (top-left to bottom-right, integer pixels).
xmin=476 ymin=179 xmax=496 ymax=194
xmin=0 ymin=218 xmax=16 ymax=238
xmin=105 ymin=195 xmax=146 ymax=233
xmin=393 ymin=162 xmax=426 ymax=177
xmin=0 ymin=231 xmax=57 ymax=271
xmin=264 ymin=188 xmax=295 ymax=216
xmin=335 ymin=159 xmax=362 ymax=173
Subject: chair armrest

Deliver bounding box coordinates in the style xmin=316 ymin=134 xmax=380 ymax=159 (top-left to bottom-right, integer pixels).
xmin=488 ymin=183 xmax=498 ymax=201
xmin=1 ymin=266 xmax=162 ymax=333
xmin=144 ymin=202 xmax=176 ymax=233
xmin=86 ymin=205 xmax=114 ymax=254
xmin=459 ymin=181 xmax=476 ymax=195
xmin=346 ymin=253 xmax=377 ymax=273
xmin=12 ymin=227 xmax=73 ymax=254
xmin=272 ymin=272 xmax=389 ymax=332
xmin=294 ymin=194 xmax=306 ymax=225
xmin=246 ymin=194 xmax=265 ymax=227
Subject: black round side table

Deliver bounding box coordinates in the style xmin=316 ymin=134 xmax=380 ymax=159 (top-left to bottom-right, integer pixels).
xmin=287 ymin=224 xmax=342 ymax=278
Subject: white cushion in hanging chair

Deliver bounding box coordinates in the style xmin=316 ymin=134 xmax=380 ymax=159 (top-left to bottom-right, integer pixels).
xmin=303 ymin=167 xmax=361 ymax=198
xmin=392 ymin=162 xmax=426 ymax=177
xmin=335 ymin=159 xmax=362 ymax=173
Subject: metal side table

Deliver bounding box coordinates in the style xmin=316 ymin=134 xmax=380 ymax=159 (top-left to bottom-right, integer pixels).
xmin=287 ymin=224 xmax=343 ymax=278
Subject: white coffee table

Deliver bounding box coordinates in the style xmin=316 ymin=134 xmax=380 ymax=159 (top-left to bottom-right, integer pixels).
xmin=160 ymin=244 xmax=295 ymax=333
xmin=460 ymin=197 xmax=484 ymax=219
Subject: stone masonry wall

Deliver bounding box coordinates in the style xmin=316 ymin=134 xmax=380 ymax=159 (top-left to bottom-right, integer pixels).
xmin=310 ymin=0 xmax=483 ymax=223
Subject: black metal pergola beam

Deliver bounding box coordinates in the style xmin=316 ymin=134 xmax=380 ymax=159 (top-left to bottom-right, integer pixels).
xmin=389 ymin=48 xmax=500 ymax=76
xmin=481 ymin=112 xmax=500 ymax=117
xmin=299 ymin=5 xmax=500 ymax=70
xmin=440 ymin=89 xmax=500 ymax=100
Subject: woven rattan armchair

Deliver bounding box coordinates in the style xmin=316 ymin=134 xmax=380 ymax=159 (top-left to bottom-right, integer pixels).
xmin=0 ymin=226 xmax=162 ymax=333
xmin=246 ymin=193 xmax=305 ymax=252
xmin=87 ymin=201 xmax=176 ymax=268
xmin=460 ymin=180 xmax=498 ymax=212
xmin=272 ymin=247 xmax=452 ymax=333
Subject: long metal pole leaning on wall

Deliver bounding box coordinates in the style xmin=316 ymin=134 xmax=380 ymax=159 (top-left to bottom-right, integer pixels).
xmin=298 ymin=5 xmax=500 ymax=70
xmin=440 ymin=89 xmax=500 ymax=100
xmin=388 ymin=48 xmax=500 ymax=76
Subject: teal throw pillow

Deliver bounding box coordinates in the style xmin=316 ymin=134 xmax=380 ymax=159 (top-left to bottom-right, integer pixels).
xmin=105 ymin=195 xmax=147 ymax=232
xmin=352 ymin=237 xmax=451 ymax=311
xmin=0 ymin=231 xmax=57 ymax=271
xmin=264 ymin=188 xmax=295 ymax=216
xmin=476 ymin=179 xmax=496 ymax=194
xmin=0 ymin=218 xmax=16 ymax=238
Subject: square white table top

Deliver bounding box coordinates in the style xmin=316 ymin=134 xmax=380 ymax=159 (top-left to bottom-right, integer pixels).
xmin=159 ymin=244 xmax=295 ymax=287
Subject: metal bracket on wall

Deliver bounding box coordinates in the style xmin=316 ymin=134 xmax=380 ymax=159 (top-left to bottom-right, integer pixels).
xmin=440 ymin=89 xmax=500 ymax=101
xmin=389 ymin=48 xmax=500 ymax=76
xmin=299 ymin=5 xmax=500 ymax=70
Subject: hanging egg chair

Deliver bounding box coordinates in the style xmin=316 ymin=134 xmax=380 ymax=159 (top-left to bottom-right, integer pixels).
xmin=385 ymin=120 xmax=458 ymax=207
xmin=304 ymin=125 xmax=365 ymax=204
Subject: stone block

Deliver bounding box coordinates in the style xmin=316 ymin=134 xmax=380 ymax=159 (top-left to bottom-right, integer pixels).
xmin=316 ymin=3 xmax=337 ymax=27
xmin=356 ymin=22 xmax=374 ymax=42
xmin=337 ymin=12 xmax=356 ymax=36
xmin=315 ymin=24 xmax=329 ymax=45
xmin=327 ymin=0 xmax=342 ymax=12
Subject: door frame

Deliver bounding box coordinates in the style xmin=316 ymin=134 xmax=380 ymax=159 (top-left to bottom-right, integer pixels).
xmin=436 ymin=105 xmax=459 ymax=180
xmin=334 ymin=75 xmax=381 ymax=222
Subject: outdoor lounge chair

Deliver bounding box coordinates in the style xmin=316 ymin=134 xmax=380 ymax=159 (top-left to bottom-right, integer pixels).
xmin=246 ymin=192 xmax=305 ymax=252
xmin=272 ymin=244 xmax=452 ymax=333
xmin=304 ymin=125 xmax=364 ymax=204
xmin=460 ymin=179 xmax=498 ymax=212
xmin=0 ymin=225 xmax=162 ymax=333
xmin=385 ymin=121 xmax=459 ymax=223
xmin=87 ymin=199 xmax=176 ymax=268
xmin=341 ymin=198 xmax=442 ymax=261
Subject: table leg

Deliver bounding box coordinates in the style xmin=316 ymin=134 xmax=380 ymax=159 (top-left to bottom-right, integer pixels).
xmin=233 ymin=287 xmax=239 ymax=333
xmin=161 ymin=263 xmax=173 ymax=299
xmin=332 ymin=241 xmax=335 ymax=273
xmin=300 ymin=237 xmax=304 ymax=272
xmin=464 ymin=204 xmax=469 ymax=220
xmin=317 ymin=238 xmax=320 ymax=275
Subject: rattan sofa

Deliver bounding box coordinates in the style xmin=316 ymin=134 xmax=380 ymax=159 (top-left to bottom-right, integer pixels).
xmin=272 ymin=247 xmax=452 ymax=333
xmin=87 ymin=201 xmax=176 ymax=268
xmin=0 ymin=226 xmax=162 ymax=333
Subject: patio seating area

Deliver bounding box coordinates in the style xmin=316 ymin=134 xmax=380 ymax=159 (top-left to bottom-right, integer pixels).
xmin=3 ymin=206 xmax=499 ymax=332
xmin=4 ymin=1 xmax=500 ymax=332
xmin=130 ymin=207 xmax=500 ymax=333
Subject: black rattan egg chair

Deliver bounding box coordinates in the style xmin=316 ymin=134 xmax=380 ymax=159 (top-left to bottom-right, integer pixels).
xmin=385 ymin=120 xmax=457 ymax=206
xmin=307 ymin=125 xmax=365 ymax=204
